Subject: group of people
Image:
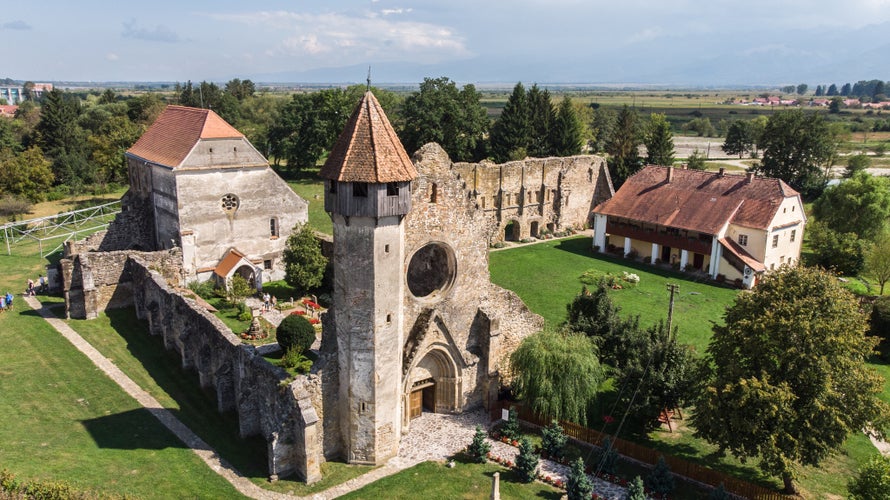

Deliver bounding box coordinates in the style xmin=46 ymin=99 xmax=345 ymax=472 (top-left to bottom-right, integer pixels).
xmin=0 ymin=291 xmax=14 ymax=312
xmin=25 ymin=275 xmax=47 ymax=297
xmin=261 ymin=292 xmax=277 ymax=313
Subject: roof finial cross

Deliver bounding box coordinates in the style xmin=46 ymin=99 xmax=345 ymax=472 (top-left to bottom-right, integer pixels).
xmin=367 ymin=66 xmax=371 ymax=91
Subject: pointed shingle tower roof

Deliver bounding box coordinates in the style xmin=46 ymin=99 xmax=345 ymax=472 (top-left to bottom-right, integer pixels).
xmin=320 ymin=91 xmax=417 ymax=183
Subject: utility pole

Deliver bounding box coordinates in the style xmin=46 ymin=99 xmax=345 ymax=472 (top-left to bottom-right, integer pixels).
xmin=666 ymin=283 xmax=679 ymax=337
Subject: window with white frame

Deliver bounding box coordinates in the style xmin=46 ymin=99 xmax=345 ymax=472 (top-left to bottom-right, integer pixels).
xmin=772 ymin=234 xmax=779 ymax=248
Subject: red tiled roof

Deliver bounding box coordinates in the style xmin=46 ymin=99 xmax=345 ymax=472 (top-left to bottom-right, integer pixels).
xmin=127 ymin=105 xmax=244 ymax=168
xmin=593 ymin=166 xmax=797 ymax=234
xmin=0 ymin=104 xmax=17 ymax=116
xmin=214 ymin=248 xmax=251 ymax=278
xmin=320 ymin=91 xmax=417 ymax=183
xmin=719 ymin=237 xmax=766 ymax=272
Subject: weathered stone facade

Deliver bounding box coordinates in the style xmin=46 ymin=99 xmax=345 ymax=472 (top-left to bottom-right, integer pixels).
xmin=452 ymin=155 xmax=613 ymax=242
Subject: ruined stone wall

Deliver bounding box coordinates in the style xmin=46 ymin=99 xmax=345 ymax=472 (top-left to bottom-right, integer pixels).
xmin=65 ymin=191 xmax=157 ymax=256
xmin=401 ymin=144 xmax=544 ymax=417
xmin=128 ymin=256 xmax=324 ymax=482
xmin=60 ymin=249 xmax=182 ymax=320
xmin=452 ymin=154 xmax=613 ymax=242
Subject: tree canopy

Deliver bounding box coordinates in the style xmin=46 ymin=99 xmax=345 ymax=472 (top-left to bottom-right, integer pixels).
xmin=753 ymin=109 xmax=837 ymax=198
xmin=692 ymin=265 xmax=890 ymax=493
xmin=510 ymin=328 xmax=604 ymax=424
xmin=282 ymin=223 xmax=328 ymax=295
xmin=399 ymin=76 xmax=488 ymax=162
xmin=813 ymin=171 xmax=890 ymax=241
xmin=643 ymin=113 xmax=674 ymax=166
xmin=722 ymin=120 xmax=756 ymax=159
xmin=490 ymin=82 xmax=531 ymax=162
xmin=606 ymin=105 xmax=641 ymax=188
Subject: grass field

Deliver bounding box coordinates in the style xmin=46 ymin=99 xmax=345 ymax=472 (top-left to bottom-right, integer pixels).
xmin=489 ymin=236 xmax=739 ymax=354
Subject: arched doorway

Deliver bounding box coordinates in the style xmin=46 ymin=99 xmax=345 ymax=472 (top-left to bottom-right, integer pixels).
xmin=405 ymin=347 xmax=459 ymax=421
xmin=234 ymin=264 xmax=258 ymax=289
xmin=530 ymin=221 xmax=539 ymax=238
xmin=504 ymin=220 xmax=519 ymax=241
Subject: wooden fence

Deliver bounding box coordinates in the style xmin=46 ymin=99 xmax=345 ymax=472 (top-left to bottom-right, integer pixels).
xmin=491 ymin=401 xmax=796 ymax=500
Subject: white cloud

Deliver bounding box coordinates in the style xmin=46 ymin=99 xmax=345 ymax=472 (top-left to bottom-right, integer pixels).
xmin=122 ymin=19 xmax=182 ymax=43
xmin=211 ymin=10 xmax=470 ymax=65
xmin=381 ymin=8 xmax=413 ymax=15
xmin=106 ymin=53 xmax=119 ymax=61
xmin=626 ymin=27 xmax=663 ymax=44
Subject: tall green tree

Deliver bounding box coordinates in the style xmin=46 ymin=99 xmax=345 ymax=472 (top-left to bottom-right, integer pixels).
xmin=845 ymin=154 xmax=872 ymax=178
xmin=753 ymin=109 xmax=837 ymax=198
xmin=722 ymin=120 xmax=755 ymax=159
xmin=692 ymin=266 xmax=890 ymax=494
xmin=0 ymin=146 xmax=54 ymax=202
xmin=550 ymin=96 xmax=583 ymax=156
xmin=865 ymin=230 xmax=890 ymax=295
xmin=35 ymin=89 xmax=91 ymax=189
xmin=796 ymin=83 xmax=808 ymax=95
xmin=805 ymin=221 xmax=865 ymax=276
xmin=813 ymin=171 xmax=890 ymax=241
xmin=566 ymin=283 xmax=639 ymax=370
xmin=526 ymin=84 xmax=555 ymax=157
xmin=399 ymin=76 xmax=488 ymax=162
xmin=282 ymin=223 xmax=328 ymax=295
xmin=267 ymin=89 xmax=354 ymax=171
xmin=644 ymin=113 xmax=674 ymax=166
xmin=224 ymin=78 xmax=256 ymax=101
xmin=510 ymin=329 xmax=604 ymax=424
xmin=590 ymin=107 xmax=617 ymax=153
xmin=490 ymin=82 xmax=531 ymax=162
xmin=827 ymin=83 xmax=839 ymax=96
xmin=606 ymin=105 xmax=641 ymax=187
xmin=566 ymin=457 xmax=593 ymax=500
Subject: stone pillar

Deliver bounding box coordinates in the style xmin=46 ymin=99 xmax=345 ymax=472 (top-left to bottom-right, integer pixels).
xmin=491 ymin=472 xmax=501 ymax=500
xmin=679 ymin=249 xmax=689 ymax=270
xmin=651 ymin=243 xmax=659 ymax=264
xmin=592 ymin=214 xmax=607 ymax=251
xmin=623 ymin=237 xmax=632 ymax=256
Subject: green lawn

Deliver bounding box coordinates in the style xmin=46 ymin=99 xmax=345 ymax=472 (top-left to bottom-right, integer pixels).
xmin=0 ymin=259 xmax=244 ymax=498
xmin=489 ymin=236 xmax=740 ymax=353
xmin=284 ymin=166 xmax=332 ymax=235
xmin=340 ymin=458 xmax=562 ymax=500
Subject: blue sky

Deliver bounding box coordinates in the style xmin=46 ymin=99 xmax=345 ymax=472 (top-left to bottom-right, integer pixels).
xmin=3 ymin=0 xmax=890 ymax=85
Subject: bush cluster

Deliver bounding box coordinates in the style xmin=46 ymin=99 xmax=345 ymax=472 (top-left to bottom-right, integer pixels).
xmin=276 ymin=314 xmax=316 ymax=353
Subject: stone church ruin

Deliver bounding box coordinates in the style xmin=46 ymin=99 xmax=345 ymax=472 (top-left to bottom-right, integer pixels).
xmin=60 ymin=93 xmax=614 ymax=482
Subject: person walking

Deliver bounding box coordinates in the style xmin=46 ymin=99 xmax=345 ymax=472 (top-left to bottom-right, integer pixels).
xmin=27 ymin=279 xmax=35 ymax=297
xmin=4 ymin=292 xmax=11 ymax=311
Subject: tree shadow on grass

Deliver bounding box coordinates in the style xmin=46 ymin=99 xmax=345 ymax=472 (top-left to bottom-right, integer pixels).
xmin=105 ymin=308 xmax=268 ymax=479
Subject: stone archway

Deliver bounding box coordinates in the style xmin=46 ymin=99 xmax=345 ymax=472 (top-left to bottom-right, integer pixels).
xmin=504 ymin=220 xmax=520 ymax=241
xmin=530 ymin=220 xmax=540 ymax=238
xmin=404 ymin=347 xmax=460 ymax=424
xmin=234 ymin=264 xmax=258 ymax=289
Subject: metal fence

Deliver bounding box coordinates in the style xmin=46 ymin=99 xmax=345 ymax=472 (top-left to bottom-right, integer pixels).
xmin=1 ymin=200 xmax=121 ymax=257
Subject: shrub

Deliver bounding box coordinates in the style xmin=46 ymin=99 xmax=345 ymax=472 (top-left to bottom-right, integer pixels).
xmin=595 ymin=436 xmax=618 ymax=474
xmin=501 ymin=407 xmax=520 ymax=440
xmin=276 ymin=314 xmax=316 ymax=353
xmin=280 ymin=346 xmax=313 ymax=374
xmin=467 ymin=425 xmax=491 ymax=463
xmin=645 ymin=455 xmax=675 ymax=496
xmin=515 ymin=436 xmax=539 ymax=483
xmin=708 ymin=483 xmax=731 ymax=500
xmin=871 ymin=296 xmax=890 ymax=360
xmin=624 ymin=476 xmax=646 ymax=500
xmin=187 ymin=280 xmax=216 ymax=300
xmin=541 ymin=420 xmax=567 ymax=459
xmin=848 ymin=454 xmax=890 ymax=500
xmin=566 ymin=457 xmax=592 ymax=500
xmin=238 ymin=308 xmax=253 ymax=322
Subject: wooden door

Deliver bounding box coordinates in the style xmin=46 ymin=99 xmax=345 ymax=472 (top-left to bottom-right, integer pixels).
xmin=409 ymin=390 xmax=423 ymax=419
xmin=693 ymin=253 xmax=704 ymax=270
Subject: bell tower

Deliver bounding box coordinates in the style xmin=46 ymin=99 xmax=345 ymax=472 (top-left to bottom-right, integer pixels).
xmin=320 ymin=91 xmax=417 ymax=465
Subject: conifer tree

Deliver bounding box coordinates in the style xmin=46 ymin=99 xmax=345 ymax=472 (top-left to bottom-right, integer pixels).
xmin=490 ymin=82 xmax=531 ymax=162
xmin=515 ymin=436 xmax=539 ymax=483
xmin=551 ymin=96 xmax=584 ymax=156
xmin=501 ymin=407 xmax=520 ymax=440
xmin=645 ymin=455 xmax=676 ymax=496
xmin=541 ymin=420 xmax=567 ymax=459
xmin=467 ymin=425 xmax=491 ymax=463
xmin=624 ymin=476 xmax=646 ymax=500
xmin=606 ymin=105 xmax=641 ymax=188
xmin=644 ymin=113 xmax=675 ymax=166
xmin=566 ymin=457 xmax=593 ymax=500
xmin=526 ymin=84 xmax=555 ymax=157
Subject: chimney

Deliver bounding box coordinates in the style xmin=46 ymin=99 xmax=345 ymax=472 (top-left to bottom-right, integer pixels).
xmin=746 ymin=171 xmax=755 ymax=183
xmin=666 ymin=166 xmax=674 ymax=183
xmin=718 ymin=167 xmax=726 ymax=177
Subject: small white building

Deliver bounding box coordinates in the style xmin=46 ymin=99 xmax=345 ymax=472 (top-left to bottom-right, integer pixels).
xmin=592 ymin=166 xmax=805 ymax=288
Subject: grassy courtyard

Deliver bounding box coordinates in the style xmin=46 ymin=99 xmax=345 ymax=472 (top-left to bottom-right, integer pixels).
xmin=489 ymin=235 xmax=740 ymax=354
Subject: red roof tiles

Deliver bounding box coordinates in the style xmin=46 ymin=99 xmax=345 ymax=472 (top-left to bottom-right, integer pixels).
xmin=320 ymin=91 xmax=417 ymax=183
xmin=127 ymin=105 xmax=244 ymax=168
xmin=593 ymin=166 xmax=797 ymax=234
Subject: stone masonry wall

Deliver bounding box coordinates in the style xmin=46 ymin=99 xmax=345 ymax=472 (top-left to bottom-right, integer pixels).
xmin=127 ymin=256 xmax=323 ymax=482
xmin=66 ymin=191 xmax=157 ymax=256
xmin=452 ymin=154 xmax=613 ymax=242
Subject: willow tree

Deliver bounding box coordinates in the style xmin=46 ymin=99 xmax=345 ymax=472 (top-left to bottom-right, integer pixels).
xmin=509 ymin=329 xmax=603 ymax=424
